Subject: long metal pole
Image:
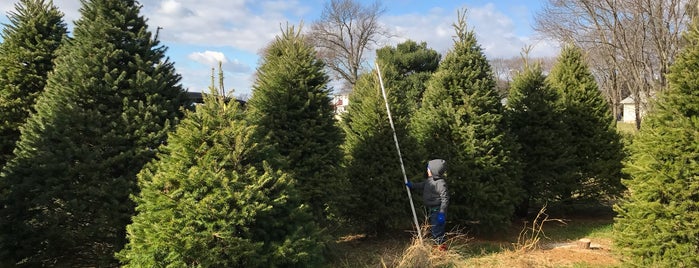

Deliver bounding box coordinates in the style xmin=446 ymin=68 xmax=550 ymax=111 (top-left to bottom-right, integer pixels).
xmin=375 ymin=62 xmax=422 ymax=240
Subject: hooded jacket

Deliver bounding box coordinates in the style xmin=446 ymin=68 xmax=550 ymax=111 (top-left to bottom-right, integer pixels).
xmin=413 ymin=159 xmax=449 ymax=213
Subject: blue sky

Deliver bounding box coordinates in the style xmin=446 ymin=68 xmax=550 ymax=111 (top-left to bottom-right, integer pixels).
xmin=0 ymin=0 xmax=559 ymax=98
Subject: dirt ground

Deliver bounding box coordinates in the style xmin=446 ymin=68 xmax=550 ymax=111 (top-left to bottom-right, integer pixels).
xmin=477 ymin=238 xmax=619 ymax=267
xmin=331 ymin=217 xmax=620 ymax=267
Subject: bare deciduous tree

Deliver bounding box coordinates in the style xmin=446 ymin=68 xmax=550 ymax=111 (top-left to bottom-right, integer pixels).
xmin=490 ymin=55 xmax=556 ymax=98
xmin=309 ymin=0 xmax=389 ymax=91
xmin=534 ymin=0 xmax=693 ymax=129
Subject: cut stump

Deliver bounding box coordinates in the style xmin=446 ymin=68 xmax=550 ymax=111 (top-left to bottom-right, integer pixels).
xmin=576 ymin=238 xmax=591 ymax=249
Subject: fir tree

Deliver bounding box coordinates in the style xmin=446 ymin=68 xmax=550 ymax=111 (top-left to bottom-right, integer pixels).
xmin=375 ymin=40 xmax=441 ymax=116
xmin=506 ymin=63 xmax=572 ymax=215
xmin=613 ymin=18 xmax=699 ymax=267
xmin=339 ymin=41 xmax=439 ymax=234
xmin=0 ymin=0 xmax=67 ymax=168
xmin=411 ymin=9 xmax=522 ymax=232
xmin=0 ymin=0 xmax=188 ymax=266
xmin=547 ymin=45 xmax=624 ymax=201
xmin=246 ymin=25 xmax=343 ymax=224
xmin=118 ymin=88 xmax=324 ymax=267
xmin=339 ymin=70 xmax=421 ymax=234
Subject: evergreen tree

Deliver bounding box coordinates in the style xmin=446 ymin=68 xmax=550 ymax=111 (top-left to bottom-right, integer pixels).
xmin=411 ymin=9 xmax=522 ymax=232
xmin=613 ymin=18 xmax=699 ymax=266
xmin=118 ymin=89 xmax=324 ymax=267
xmin=375 ymin=40 xmax=441 ymax=116
xmin=339 ymin=41 xmax=439 ymax=234
xmin=246 ymin=25 xmax=343 ymax=224
xmin=339 ymin=70 xmax=421 ymax=234
xmin=0 ymin=0 xmax=67 ymax=168
xmin=547 ymin=45 xmax=625 ymax=201
xmin=0 ymin=0 xmax=188 ymax=265
xmin=505 ymin=63 xmax=571 ymax=215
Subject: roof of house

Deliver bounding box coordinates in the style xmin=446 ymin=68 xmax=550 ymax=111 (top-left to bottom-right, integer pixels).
xmin=620 ymin=96 xmax=635 ymax=104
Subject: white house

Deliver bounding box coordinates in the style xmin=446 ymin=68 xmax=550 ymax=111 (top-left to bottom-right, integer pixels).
xmin=620 ymin=96 xmax=646 ymax=122
xmin=332 ymin=93 xmax=349 ymax=118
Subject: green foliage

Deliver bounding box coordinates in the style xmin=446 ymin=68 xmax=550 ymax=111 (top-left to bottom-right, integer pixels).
xmin=118 ymin=91 xmax=324 ymax=267
xmin=547 ymin=45 xmax=625 ymax=201
xmin=338 ymin=40 xmax=439 ymax=234
xmin=506 ymin=63 xmax=572 ymax=213
xmin=0 ymin=0 xmax=188 ymax=266
xmin=246 ymin=25 xmax=344 ymax=224
xmin=0 ymin=0 xmax=67 ymax=168
xmin=339 ymin=70 xmax=421 ymax=234
xmin=375 ymin=40 xmax=441 ymax=116
xmin=410 ymin=9 xmax=522 ymax=233
xmin=613 ymin=20 xmax=699 ymax=267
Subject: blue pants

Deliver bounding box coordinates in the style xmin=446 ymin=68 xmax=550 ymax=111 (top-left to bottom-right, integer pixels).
xmin=429 ymin=206 xmax=446 ymax=244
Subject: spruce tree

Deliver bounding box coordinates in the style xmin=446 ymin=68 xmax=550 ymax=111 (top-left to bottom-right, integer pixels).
xmin=613 ymin=18 xmax=699 ymax=267
xmin=506 ymin=63 xmax=571 ymax=215
xmin=246 ymin=25 xmax=343 ymax=224
xmin=411 ymin=9 xmax=522 ymax=232
xmin=0 ymin=0 xmax=188 ymax=266
xmin=118 ymin=89 xmax=324 ymax=267
xmin=547 ymin=45 xmax=624 ymax=201
xmin=0 ymin=0 xmax=67 ymax=168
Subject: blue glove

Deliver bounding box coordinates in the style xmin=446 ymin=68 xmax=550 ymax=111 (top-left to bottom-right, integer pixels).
xmin=405 ymin=181 xmax=412 ymax=189
xmin=437 ymin=212 xmax=446 ymax=225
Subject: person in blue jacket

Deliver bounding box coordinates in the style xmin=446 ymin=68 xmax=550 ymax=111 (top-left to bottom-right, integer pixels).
xmin=406 ymin=159 xmax=449 ymax=249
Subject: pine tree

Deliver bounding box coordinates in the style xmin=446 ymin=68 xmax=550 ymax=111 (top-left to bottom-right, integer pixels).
xmin=613 ymin=18 xmax=699 ymax=267
xmin=118 ymin=88 xmax=324 ymax=267
xmin=506 ymin=63 xmax=571 ymax=215
xmin=0 ymin=0 xmax=67 ymax=168
xmin=246 ymin=25 xmax=343 ymax=224
xmin=547 ymin=45 xmax=624 ymax=201
xmin=411 ymin=9 xmax=522 ymax=232
xmin=0 ymin=0 xmax=188 ymax=265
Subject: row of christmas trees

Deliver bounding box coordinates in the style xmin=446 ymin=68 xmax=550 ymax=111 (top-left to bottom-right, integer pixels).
xmin=1 ymin=0 xmax=697 ymax=267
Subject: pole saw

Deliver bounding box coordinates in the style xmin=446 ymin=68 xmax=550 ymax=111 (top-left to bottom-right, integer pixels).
xmin=375 ymin=62 xmax=423 ymax=241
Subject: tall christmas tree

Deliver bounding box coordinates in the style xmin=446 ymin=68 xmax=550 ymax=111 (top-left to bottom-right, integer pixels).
xmin=339 ymin=40 xmax=439 ymax=234
xmin=339 ymin=70 xmax=419 ymax=234
xmin=246 ymin=25 xmax=343 ymax=224
xmin=0 ymin=0 xmax=67 ymax=168
xmin=506 ymin=62 xmax=571 ymax=215
xmin=118 ymin=86 xmax=324 ymax=267
xmin=411 ymin=9 xmax=522 ymax=232
xmin=0 ymin=0 xmax=188 ymax=266
xmin=375 ymin=40 xmax=441 ymax=117
xmin=613 ymin=17 xmax=699 ymax=267
xmin=547 ymin=44 xmax=624 ymax=201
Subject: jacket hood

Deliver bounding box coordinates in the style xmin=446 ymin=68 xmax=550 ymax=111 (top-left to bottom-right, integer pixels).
xmin=427 ymin=159 xmax=446 ymax=179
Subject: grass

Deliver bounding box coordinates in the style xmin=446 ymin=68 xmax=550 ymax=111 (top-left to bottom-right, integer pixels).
xmin=327 ymin=208 xmax=619 ymax=267
xmin=616 ymin=121 xmax=638 ymax=135
xmin=543 ymin=218 xmax=614 ymax=241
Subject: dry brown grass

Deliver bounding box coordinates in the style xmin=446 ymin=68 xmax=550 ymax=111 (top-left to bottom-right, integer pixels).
xmin=329 ymin=210 xmax=620 ymax=268
xmin=514 ymin=206 xmax=566 ymax=252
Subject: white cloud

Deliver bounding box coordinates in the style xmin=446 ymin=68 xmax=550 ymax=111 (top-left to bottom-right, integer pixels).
xmin=158 ymin=0 xmax=193 ymax=17
xmin=188 ymin=51 xmax=228 ymax=66
xmin=382 ymin=4 xmax=559 ymax=60
xmin=188 ymin=50 xmax=251 ymax=73
xmin=142 ymin=0 xmax=309 ymax=53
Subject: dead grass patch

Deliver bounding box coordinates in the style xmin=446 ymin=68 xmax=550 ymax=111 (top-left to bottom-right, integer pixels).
xmin=328 ymin=210 xmax=619 ymax=267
